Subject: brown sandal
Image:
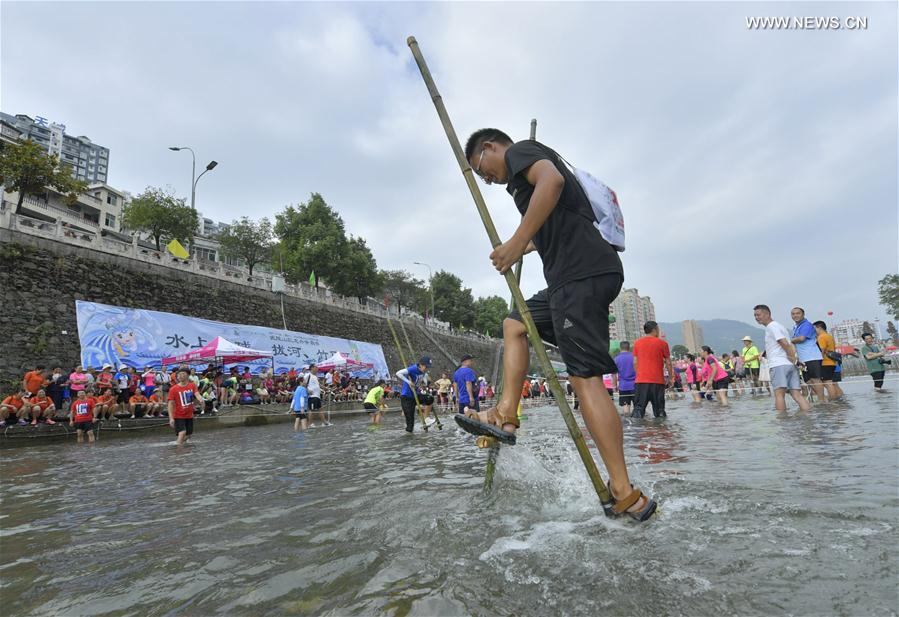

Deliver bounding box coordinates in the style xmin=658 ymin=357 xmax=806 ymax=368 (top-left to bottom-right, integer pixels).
xmin=609 ymin=486 xmax=658 ymax=522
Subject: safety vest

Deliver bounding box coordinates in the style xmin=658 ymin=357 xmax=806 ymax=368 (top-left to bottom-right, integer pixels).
xmin=742 ymin=346 xmax=760 ymax=369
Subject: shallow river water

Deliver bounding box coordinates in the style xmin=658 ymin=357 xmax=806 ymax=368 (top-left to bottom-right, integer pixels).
xmin=2 ymin=376 xmax=897 ymax=616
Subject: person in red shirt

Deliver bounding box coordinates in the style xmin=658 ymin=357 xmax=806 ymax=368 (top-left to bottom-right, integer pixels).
xmin=25 ymin=389 xmax=57 ymax=425
xmin=632 ymin=321 xmax=674 ymax=419
xmin=96 ymin=365 xmax=115 ymax=392
xmin=94 ymin=389 xmax=116 ymax=421
xmin=69 ymin=389 xmax=96 ymax=443
xmin=129 ymin=392 xmax=150 ymax=419
xmin=167 ymin=369 xmax=201 ymax=445
xmin=22 ymin=366 xmax=48 ymax=396
xmin=0 ymin=391 xmax=27 ymax=426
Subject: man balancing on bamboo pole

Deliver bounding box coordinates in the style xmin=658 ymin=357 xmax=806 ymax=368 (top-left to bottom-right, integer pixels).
xmin=455 ymin=128 xmax=656 ymax=521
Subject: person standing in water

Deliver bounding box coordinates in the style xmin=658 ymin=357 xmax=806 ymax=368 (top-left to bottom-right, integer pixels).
xmin=167 ymin=369 xmax=201 ymax=445
xmin=364 ymin=380 xmax=387 ymax=426
xmin=291 ymin=379 xmax=309 ymax=431
xmin=753 ymin=305 xmax=811 ymax=412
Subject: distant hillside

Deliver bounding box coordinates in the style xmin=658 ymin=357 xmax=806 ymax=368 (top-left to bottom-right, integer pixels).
xmin=658 ymin=319 xmax=766 ymax=355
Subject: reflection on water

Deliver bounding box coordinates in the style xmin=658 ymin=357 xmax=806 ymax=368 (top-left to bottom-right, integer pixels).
xmin=1 ymin=377 xmax=897 ymax=616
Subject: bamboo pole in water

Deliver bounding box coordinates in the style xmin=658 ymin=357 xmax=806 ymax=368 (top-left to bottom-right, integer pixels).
xmin=406 ymin=36 xmax=613 ymax=513
xmin=398 ymin=317 xmax=442 ymax=429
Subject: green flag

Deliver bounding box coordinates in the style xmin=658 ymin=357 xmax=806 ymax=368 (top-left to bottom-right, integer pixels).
xmin=309 ymin=271 xmax=316 ymax=286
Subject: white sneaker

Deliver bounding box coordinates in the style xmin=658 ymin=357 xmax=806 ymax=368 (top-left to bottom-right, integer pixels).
xmin=424 ymin=417 xmax=436 ymax=427
xmin=325 ymin=422 xmax=333 ymax=426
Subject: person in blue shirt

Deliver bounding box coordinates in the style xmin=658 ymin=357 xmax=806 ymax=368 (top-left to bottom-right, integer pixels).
xmin=612 ymin=342 xmax=636 ymax=416
xmin=395 ymin=356 xmax=434 ymax=433
xmin=291 ymin=381 xmax=309 ymax=431
xmin=453 ymin=354 xmax=479 ymax=414
xmin=790 ymin=307 xmax=825 ymax=400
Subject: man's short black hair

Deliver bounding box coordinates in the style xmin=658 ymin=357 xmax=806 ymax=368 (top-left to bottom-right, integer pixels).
xmin=862 ymin=332 xmax=874 ymax=339
xmin=464 ymin=128 xmax=514 ymax=161
xmin=643 ymin=321 xmax=658 ymax=334
xmin=813 ymin=321 xmax=827 ymax=330
xmin=792 ymin=307 xmax=805 ymax=315
xmin=619 ymin=341 xmax=630 ymax=350
xmin=753 ymin=304 xmax=771 ymax=313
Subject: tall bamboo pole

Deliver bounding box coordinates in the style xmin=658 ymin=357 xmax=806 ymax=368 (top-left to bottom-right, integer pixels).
xmin=407 ymin=36 xmax=613 ymax=512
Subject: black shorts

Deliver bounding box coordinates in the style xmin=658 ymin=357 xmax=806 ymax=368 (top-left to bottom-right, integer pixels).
xmin=74 ymin=421 xmax=94 ymax=431
xmin=618 ymin=389 xmax=635 ymax=406
xmin=508 ymin=274 xmax=623 ymax=378
xmin=819 ymin=364 xmax=835 ymax=381
xmin=173 ymin=418 xmax=194 ymax=435
xmin=802 ymin=360 xmax=823 ymax=381
xmin=418 ymin=393 xmax=435 ymax=406
xmin=293 ymin=410 xmax=308 ymax=419
xmin=633 ymin=383 xmax=666 ymax=418
xmin=363 ymin=402 xmax=377 ymax=413
xmin=832 ymin=370 xmax=842 ymax=383
xmin=308 ymin=397 xmax=322 ymax=411
xmin=117 ymin=390 xmax=130 ymax=404
xmin=713 ymin=378 xmax=730 ymax=391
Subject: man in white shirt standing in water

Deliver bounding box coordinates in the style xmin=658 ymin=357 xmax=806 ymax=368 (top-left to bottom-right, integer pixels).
xmin=304 ymin=364 xmax=327 ymax=427
xmin=753 ymin=305 xmax=811 ymax=412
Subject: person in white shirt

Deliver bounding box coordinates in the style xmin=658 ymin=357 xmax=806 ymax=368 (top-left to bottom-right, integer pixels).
xmin=304 ymin=364 xmax=327 ymax=427
xmin=753 ymin=304 xmax=811 ymax=412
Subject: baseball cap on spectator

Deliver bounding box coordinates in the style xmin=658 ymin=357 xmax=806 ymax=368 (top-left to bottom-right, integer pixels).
xmin=460 ymin=354 xmax=474 ymax=363
xmin=419 ymin=356 xmax=432 ymax=367
xmin=119 ymin=365 xmax=128 ymax=370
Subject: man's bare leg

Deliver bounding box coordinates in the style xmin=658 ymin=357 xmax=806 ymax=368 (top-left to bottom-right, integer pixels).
xmin=774 ymin=388 xmax=787 ymax=411
xmin=474 ymin=318 xmax=529 ymax=431
xmin=790 ymin=389 xmax=812 ymax=411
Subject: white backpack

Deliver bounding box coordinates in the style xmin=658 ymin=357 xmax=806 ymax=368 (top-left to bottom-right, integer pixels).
xmin=559 ymin=156 xmax=626 ymax=252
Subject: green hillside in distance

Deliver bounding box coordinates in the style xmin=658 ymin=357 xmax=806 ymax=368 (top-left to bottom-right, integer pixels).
xmin=657 ymin=319 xmax=766 ymax=355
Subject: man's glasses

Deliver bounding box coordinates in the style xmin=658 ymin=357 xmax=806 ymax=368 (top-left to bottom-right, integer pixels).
xmin=474 ymin=148 xmax=486 ymax=179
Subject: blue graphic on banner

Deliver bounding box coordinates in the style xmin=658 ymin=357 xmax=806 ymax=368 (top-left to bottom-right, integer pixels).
xmin=75 ymin=301 xmax=389 ymax=378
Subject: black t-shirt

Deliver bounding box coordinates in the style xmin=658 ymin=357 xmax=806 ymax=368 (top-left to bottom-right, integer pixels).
xmin=504 ymin=140 xmax=622 ymax=291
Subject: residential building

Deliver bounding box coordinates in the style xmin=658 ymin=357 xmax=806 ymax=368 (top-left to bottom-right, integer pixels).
xmin=831 ymin=319 xmax=867 ymax=346
xmin=0 ymin=112 xmax=110 ymax=184
xmin=682 ymin=319 xmax=705 ymax=352
xmin=610 ymin=288 xmax=656 ymax=344
xmin=2 ymin=183 xmax=127 ymax=234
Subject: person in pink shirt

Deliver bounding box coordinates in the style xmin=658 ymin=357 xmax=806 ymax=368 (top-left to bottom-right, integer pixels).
xmin=69 ymin=366 xmax=89 ymax=394
xmin=684 ymin=354 xmax=703 ymax=402
xmin=700 ymin=346 xmax=730 ymax=406
xmin=141 ymin=366 xmax=157 ymax=397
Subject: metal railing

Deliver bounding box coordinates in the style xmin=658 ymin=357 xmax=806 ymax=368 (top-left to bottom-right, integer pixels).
xmin=0 ymin=206 xmax=495 ymax=344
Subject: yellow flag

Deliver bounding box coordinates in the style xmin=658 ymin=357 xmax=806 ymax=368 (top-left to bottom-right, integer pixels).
xmin=166 ymin=238 xmax=189 ymax=259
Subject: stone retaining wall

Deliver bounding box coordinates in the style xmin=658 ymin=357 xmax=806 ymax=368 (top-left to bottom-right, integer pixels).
xmin=0 ymin=229 xmax=503 ymax=390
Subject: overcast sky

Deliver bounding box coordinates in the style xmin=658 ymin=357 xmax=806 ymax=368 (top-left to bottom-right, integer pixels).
xmin=3 ymin=2 xmax=896 ymax=329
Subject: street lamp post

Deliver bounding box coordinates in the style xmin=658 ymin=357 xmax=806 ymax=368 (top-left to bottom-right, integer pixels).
xmin=169 ymin=146 xmax=217 ymax=211
xmin=413 ymin=261 xmax=435 ymax=320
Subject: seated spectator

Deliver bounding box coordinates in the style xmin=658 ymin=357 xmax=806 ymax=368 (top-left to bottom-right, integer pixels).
xmin=26 ymin=389 xmax=57 ymax=425
xmin=148 ymin=390 xmax=166 ymax=417
xmin=95 ymin=389 xmax=117 ymax=420
xmin=129 ymin=391 xmax=150 ymax=418
xmin=0 ymin=391 xmax=27 ymax=426
xmin=199 ymin=381 xmax=217 ymax=414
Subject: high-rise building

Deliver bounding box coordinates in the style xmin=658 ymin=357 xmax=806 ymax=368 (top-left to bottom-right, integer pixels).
xmin=610 ymin=288 xmax=656 ymax=345
xmin=682 ymin=319 xmax=705 ymax=352
xmin=0 ymin=112 xmax=110 ymax=184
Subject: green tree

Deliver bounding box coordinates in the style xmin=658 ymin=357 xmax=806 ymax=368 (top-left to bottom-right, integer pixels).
xmin=328 ymin=236 xmax=382 ymax=300
xmin=886 ymin=321 xmax=898 ymax=345
xmin=218 ymin=217 xmax=273 ymax=276
xmin=381 ymin=269 xmax=429 ymax=313
xmin=122 ymin=186 xmax=196 ymax=250
xmin=862 ymin=321 xmax=875 ymax=337
xmin=0 ymin=139 xmax=87 ymax=214
xmin=671 ymin=344 xmax=689 ymax=359
xmin=274 ymin=193 xmax=348 ymax=288
xmin=878 ymin=273 xmax=899 ymax=320
xmin=473 ymin=295 xmax=508 ymax=336
xmin=432 ymin=270 xmax=475 ymax=328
